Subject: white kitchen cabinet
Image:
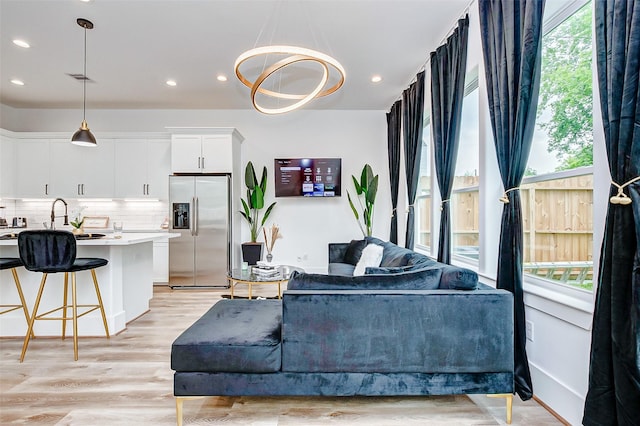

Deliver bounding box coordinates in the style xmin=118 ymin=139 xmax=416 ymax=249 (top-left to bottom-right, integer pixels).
xmin=114 ymin=138 xmax=170 ymax=199
xmin=0 ymin=134 xmax=15 ymax=198
xmin=171 ymin=130 xmax=242 ymax=173
xmin=15 ymin=139 xmax=51 ymax=197
xmin=50 ymin=139 xmax=115 ymax=198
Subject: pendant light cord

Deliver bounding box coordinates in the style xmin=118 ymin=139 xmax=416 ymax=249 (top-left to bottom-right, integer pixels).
xmin=83 ymin=26 xmax=87 ymax=121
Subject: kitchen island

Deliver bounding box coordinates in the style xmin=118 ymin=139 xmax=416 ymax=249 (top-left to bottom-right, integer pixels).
xmin=0 ymin=232 xmax=177 ymax=337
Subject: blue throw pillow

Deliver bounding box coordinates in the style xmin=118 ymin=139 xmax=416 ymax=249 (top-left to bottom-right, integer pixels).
xmin=343 ymin=239 xmax=368 ymax=265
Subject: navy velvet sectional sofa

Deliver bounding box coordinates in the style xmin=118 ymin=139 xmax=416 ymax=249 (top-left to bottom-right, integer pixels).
xmin=171 ymin=237 xmax=515 ymax=425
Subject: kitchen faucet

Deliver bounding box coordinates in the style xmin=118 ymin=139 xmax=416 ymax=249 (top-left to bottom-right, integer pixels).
xmin=50 ymin=198 xmax=69 ymax=230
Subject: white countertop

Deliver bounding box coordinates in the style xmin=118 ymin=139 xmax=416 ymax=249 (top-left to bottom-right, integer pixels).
xmin=0 ymin=232 xmax=177 ymax=246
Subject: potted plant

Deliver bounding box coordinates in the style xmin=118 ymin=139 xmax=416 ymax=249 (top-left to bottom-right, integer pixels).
xmin=240 ymin=161 xmax=276 ymax=265
xmin=70 ymin=206 xmax=86 ymax=235
xmin=347 ymin=164 xmax=378 ymax=237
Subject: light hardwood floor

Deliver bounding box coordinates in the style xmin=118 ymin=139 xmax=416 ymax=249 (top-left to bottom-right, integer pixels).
xmin=1 ymin=285 xmax=564 ymax=425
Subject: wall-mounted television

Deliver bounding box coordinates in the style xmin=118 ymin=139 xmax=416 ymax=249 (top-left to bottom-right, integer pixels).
xmin=274 ymin=158 xmax=342 ymax=197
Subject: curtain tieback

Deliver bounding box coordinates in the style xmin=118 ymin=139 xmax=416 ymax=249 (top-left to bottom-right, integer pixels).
xmin=406 ymin=204 xmax=415 ymax=213
xmin=440 ymin=199 xmax=450 ymax=211
xmin=499 ymin=187 xmax=520 ymax=204
xmin=391 ymin=207 xmax=397 ymax=218
xmin=610 ymin=176 xmax=640 ymax=205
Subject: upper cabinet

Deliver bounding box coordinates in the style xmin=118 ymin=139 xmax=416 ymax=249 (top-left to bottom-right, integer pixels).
xmin=50 ymin=139 xmax=115 ymax=198
xmin=114 ymin=138 xmax=170 ymax=199
xmin=0 ymin=133 xmax=15 ymax=198
xmin=15 ymin=139 xmax=52 ymax=198
xmin=171 ymin=129 xmax=243 ymax=173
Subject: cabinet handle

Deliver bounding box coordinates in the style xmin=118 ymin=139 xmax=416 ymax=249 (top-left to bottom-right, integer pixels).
xmin=77 ymin=184 xmax=81 ymax=195
xmin=82 ymin=184 xmax=85 ymax=195
xmin=45 ymin=183 xmax=48 ymax=195
xmin=143 ymin=183 xmax=146 ymax=195
xmin=201 ymin=157 xmax=205 ymax=169
xmin=197 ymin=157 xmax=201 ymax=169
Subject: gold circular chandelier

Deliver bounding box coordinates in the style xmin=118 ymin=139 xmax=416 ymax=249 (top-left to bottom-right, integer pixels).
xmin=234 ymin=45 xmax=345 ymax=114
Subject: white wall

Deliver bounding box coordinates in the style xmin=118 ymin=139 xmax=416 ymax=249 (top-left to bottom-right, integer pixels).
xmin=0 ymin=106 xmax=392 ymax=273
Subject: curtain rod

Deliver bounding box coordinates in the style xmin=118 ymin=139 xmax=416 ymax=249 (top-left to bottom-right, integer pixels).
xmin=390 ymin=0 xmax=476 ymax=108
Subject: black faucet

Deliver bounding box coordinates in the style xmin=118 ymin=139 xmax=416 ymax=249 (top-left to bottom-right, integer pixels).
xmin=50 ymin=198 xmax=69 ymax=230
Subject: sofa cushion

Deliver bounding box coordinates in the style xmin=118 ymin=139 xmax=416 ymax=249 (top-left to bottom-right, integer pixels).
xmin=353 ymin=244 xmax=384 ymax=276
xmin=343 ymin=239 xmax=368 ymax=265
xmin=287 ymin=267 xmax=442 ymax=290
xmin=438 ymin=265 xmax=478 ymax=290
xmin=379 ymin=246 xmax=412 ymax=267
xmin=171 ymin=299 xmax=282 ymax=373
xmin=328 ymin=262 xmax=355 ymax=276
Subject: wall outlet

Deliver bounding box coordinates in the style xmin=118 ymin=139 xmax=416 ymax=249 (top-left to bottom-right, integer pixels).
xmin=526 ymin=320 xmax=534 ymax=342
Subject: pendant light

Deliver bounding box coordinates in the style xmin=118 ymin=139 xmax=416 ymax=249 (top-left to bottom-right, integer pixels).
xmin=71 ymin=18 xmax=96 ymax=147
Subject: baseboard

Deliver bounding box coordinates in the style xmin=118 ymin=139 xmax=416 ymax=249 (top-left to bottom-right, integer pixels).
xmin=530 ymin=362 xmax=586 ymax=425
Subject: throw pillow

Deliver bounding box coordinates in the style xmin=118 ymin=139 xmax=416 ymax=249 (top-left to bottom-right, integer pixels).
xmin=353 ymin=244 xmax=384 ymax=276
xmin=343 ymin=239 xmax=368 ymax=265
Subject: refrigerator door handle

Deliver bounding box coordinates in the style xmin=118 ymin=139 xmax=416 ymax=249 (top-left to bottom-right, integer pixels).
xmin=190 ymin=197 xmax=196 ymax=236
xmin=194 ymin=197 xmax=199 ymax=236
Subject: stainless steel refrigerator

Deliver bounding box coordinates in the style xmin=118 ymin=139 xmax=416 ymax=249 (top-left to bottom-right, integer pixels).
xmin=169 ymin=175 xmax=230 ymax=288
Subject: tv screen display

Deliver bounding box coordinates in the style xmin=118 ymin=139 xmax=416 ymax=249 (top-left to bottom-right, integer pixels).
xmin=274 ymin=158 xmax=341 ymax=197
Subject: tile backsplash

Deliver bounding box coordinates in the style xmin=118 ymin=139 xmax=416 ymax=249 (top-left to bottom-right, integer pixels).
xmin=0 ymin=199 xmax=168 ymax=231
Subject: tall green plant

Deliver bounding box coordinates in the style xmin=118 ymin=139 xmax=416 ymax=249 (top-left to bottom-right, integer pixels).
xmin=240 ymin=161 xmax=276 ymax=242
xmin=347 ymin=164 xmax=378 ymax=237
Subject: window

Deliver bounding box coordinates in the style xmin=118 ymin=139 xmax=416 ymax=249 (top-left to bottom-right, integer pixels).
xmin=416 ymin=116 xmax=432 ymax=251
xmin=451 ymin=69 xmax=480 ymax=262
xmin=525 ymin=1 xmax=594 ymax=291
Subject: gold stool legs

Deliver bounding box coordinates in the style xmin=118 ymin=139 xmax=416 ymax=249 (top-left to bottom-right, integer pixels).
xmin=0 ymin=267 xmax=33 ymax=338
xmin=20 ymin=273 xmax=48 ymax=362
xmin=91 ymin=269 xmax=110 ymax=338
xmin=20 ymin=269 xmax=109 ymax=362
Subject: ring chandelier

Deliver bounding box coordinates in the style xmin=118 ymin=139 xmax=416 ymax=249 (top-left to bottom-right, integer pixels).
xmin=234 ymin=45 xmax=345 ymax=114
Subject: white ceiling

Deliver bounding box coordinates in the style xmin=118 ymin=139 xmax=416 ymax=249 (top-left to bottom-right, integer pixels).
xmin=0 ymin=0 xmax=470 ymax=111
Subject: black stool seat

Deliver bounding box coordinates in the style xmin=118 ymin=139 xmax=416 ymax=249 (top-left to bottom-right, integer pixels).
xmin=17 ymin=230 xmax=110 ymax=361
xmin=0 ymin=257 xmax=24 ymax=270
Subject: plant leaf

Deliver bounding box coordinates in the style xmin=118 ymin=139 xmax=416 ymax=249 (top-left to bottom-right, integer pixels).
xmin=261 ymin=202 xmax=277 ymax=226
xmin=245 ymin=161 xmax=257 ymax=190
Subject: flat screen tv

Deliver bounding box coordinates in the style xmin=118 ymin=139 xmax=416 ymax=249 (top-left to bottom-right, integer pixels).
xmin=274 ymin=158 xmax=341 ymax=197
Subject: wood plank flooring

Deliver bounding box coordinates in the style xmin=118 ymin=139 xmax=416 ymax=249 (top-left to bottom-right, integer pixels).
xmin=1 ymin=285 xmax=564 ymax=425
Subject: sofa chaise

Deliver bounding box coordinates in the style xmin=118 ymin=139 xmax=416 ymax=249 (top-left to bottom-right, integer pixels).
xmin=171 ymin=237 xmax=515 ymax=425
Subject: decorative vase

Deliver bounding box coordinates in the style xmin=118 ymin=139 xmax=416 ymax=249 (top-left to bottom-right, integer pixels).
xmin=72 ymin=227 xmax=84 ymax=235
xmin=266 ymin=253 xmax=273 ymax=263
xmin=241 ymin=242 xmax=263 ymax=266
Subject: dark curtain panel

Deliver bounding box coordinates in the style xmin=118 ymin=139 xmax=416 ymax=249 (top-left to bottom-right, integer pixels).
xmin=430 ymin=15 xmax=470 ymax=264
xmin=387 ymin=100 xmax=402 ymax=244
xmin=479 ymin=0 xmax=545 ymax=401
xmin=402 ymin=71 xmax=425 ymax=250
xmin=583 ymin=1 xmax=640 ymax=424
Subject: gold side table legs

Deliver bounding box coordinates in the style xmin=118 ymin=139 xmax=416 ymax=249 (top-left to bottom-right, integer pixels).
xmin=487 ymin=393 xmax=513 ymax=424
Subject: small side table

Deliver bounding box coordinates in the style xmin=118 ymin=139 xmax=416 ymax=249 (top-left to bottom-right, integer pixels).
xmin=227 ymin=265 xmax=304 ymax=299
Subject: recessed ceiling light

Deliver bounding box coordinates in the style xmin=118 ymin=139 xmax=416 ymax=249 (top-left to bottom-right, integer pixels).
xmin=11 ymin=79 xmax=25 ymax=86
xmin=371 ymin=75 xmax=382 ymax=83
xmin=13 ymin=39 xmax=30 ymax=48
xmin=166 ymin=80 xmax=177 ymax=87
xmin=217 ymin=75 xmax=228 ymax=82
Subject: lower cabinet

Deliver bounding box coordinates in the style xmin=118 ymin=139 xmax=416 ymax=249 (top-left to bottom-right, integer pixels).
xmin=153 ymin=239 xmax=169 ymax=283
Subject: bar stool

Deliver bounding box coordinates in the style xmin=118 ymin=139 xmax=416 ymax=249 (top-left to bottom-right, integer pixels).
xmin=0 ymin=257 xmax=31 ymax=331
xmin=18 ymin=230 xmax=110 ymax=362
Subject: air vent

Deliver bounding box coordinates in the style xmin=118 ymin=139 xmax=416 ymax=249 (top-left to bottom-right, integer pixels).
xmin=67 ymin=73 xmax=93 ymax=82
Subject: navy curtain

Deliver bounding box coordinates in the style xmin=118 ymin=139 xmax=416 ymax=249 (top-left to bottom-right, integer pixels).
xmin=387 ymin=100 xmax=402 ymax=244
xmin=479 ymin=0 xmax=545 ymax=400
xmin=583 ymin=1 xmax=640 ymax=424
xmin=430 ymin=15 xmax=469 ymax=264
xmin=402 ymin=71 xmax=425 ymax=250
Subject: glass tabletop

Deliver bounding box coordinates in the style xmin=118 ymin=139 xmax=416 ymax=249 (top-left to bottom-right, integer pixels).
xmin=228 ymin=265 xmax=304 ymax=282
